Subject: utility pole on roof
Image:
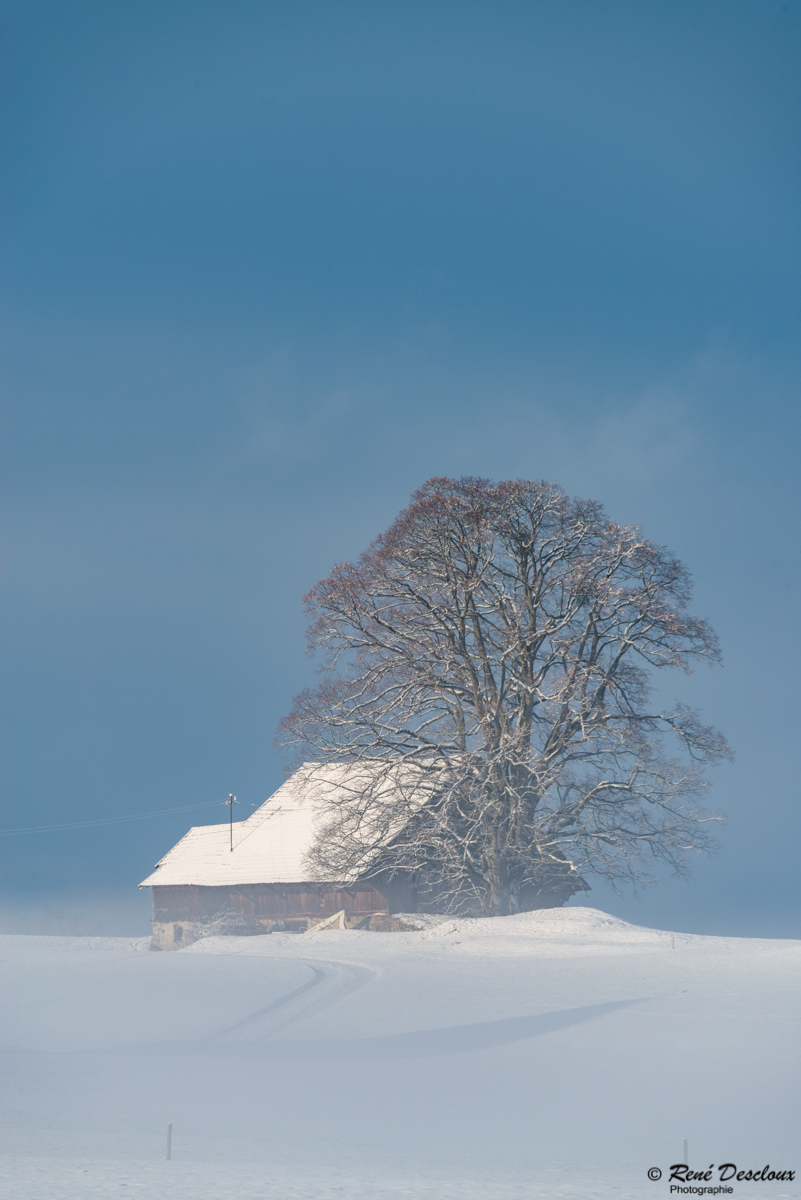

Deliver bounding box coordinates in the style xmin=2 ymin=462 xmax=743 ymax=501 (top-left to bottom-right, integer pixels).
xmin=226 ymin=794 xmax=237 ymax=851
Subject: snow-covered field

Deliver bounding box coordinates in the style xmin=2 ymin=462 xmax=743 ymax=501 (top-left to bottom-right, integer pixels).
xmin=1 ymin=907 xmax=799 ymax=1200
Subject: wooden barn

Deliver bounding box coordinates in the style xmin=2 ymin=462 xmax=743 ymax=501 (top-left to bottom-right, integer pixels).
xmin=140 ymin=763 xmax=585 ymax=950
xmin=140 ymin=764 xmax=420 ymax=950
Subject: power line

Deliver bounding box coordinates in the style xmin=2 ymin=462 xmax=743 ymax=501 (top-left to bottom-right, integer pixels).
xmin=0 ymin=800 xmax=229 ymax=836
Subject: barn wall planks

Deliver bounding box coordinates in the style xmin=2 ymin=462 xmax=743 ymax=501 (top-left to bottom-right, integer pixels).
xmin=149 ymin=882 xmax=395 ymax=949
xmin=153 ymin=883 xmax=390 ymax=921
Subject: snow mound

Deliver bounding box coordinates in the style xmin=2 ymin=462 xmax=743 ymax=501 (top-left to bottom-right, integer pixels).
xmin=407 ymin=906 xmax=688 ymax=944
xmin=404 ymin=906 xmax=660 ymax=938
xmin=183 ymin=905 xmax=760 ymax=960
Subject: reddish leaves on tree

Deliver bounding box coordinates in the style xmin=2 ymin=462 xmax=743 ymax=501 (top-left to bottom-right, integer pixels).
xmin=278 ymin=478 xmax=730 ymax=916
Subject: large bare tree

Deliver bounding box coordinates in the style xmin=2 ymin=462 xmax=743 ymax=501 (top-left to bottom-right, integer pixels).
xmin=278 ymin=477 xmax=731 ymax=916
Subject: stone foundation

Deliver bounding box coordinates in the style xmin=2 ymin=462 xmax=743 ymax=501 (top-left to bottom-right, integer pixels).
xmin=149 ymin=910 xmax=415 ymax=950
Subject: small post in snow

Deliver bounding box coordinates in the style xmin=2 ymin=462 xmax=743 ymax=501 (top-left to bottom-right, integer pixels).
xmin=166 ymin=1123 xmax=172 ymax=1160
xmin=226 ymin=794 xmax=237 ymax=851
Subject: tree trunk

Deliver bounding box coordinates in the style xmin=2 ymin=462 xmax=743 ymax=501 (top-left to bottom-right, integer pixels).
xmin=484 ymin=829 xmax=515 ymax=916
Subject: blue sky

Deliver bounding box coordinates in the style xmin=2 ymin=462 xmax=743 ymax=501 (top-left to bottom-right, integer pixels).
xmin=2 ymin=0 xmax=800 ymax=935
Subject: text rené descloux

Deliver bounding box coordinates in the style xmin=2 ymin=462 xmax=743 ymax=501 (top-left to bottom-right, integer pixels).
xmin=670 ymin=1165 xmax=796 ymax=1184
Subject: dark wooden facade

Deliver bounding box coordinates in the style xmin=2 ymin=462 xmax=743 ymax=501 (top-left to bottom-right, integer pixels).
xmin=149 ymin=880 xmax=414 ymax=948
xmin=154 ymin=882 xmax=390 ymax=925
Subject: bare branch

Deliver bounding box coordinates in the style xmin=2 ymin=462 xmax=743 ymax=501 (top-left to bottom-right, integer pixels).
xmin=277 ymin=477 xmax=730 ymax=916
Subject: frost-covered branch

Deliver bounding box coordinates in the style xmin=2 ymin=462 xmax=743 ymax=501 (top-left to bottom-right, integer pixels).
xmin=277 ymin=477 xmax=730 ymax=916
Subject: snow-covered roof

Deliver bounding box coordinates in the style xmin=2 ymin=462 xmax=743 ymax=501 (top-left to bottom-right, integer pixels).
xmin=139 ymin=762 xmax=427 ymax=890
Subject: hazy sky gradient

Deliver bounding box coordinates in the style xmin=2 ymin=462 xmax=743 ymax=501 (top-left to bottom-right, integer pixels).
xmin=2 ymin=0 xmax=800 ymax=935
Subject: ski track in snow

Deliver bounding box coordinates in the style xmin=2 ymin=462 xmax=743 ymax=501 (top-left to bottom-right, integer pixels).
xmin=1 ymin=907 xmax=799 ymax=1200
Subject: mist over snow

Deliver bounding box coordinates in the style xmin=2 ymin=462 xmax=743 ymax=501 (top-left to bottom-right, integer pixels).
xmin=2 ymin=908 xmax=799 ymax=1199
